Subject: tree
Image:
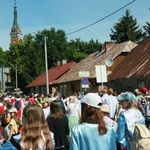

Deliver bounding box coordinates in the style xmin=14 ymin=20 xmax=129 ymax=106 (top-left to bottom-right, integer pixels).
xmin=67 ymin=39 xmax=87 ymax=62
xmin=143 ymin=22 xmax=150 ymax=39
xmin=6 ymin=28 xmax=69 ymax=90
xmin=6 ymin=28 xmax=100 ymax=91
xmin=0 ymin=47 xmax=6 ymax=67
xmin=67 ymin=38 xmax=100 ymax=62
xmin=110 ymin=9 xmax=143 ymax=43
xmin=6 ymin=34 xmax=44 ymax=90
xmin=36 ymin=28 xmax=68 ymax=68
xmin=85 ymin=39 xmax=100 ymax=54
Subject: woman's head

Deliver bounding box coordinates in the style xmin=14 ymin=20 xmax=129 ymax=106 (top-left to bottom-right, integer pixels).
xmin=69 ymin=95 xmax=76 ymax=103
xmin=22 ymin=104 xmax=45 ymax=126
xmin=81 ymin=93 xmax=107 ymax=135
xmin=41 ymin=97 xmax=50 ymax=108
xmin=9 ymin=107 xmax=18 ymax=117
xmin=9 ymin=107 xmax=20 ymax=124
xmin=50 ymin=100 xmax=63 ymax=118
xmin=21 ymin=104 xmax=52 ymax=150
xmin=81 ymin=93 xmax=102 ymax=108
xmin=117 ymin=92 xmax=135 ymax=109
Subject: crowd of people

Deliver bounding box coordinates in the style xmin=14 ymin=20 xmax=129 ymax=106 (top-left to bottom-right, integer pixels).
xmin=0 ymin=86 xmax=150 ymax=150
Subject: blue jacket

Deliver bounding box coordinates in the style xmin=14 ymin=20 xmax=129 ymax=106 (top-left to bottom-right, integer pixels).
xmin=70 ymin=123 xmax=116 ymax=150
xmin=116 ymin=109 xmax=145 ymax=150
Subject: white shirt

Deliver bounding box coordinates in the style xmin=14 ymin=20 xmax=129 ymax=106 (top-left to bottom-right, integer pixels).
xmin=67 ymin=103 xmax=80 ymax=117
xmin=43 ymin=107 xmax=50 ymax=119
xmin=146 ymin=101 xmax=150 ymax=116
xmin=20 ymin=131 xmax=55 ymax=150
xmin=102 ymin=93 xmax=109 ymax=104
xmin=105 ymin=95 xmax=118 ymax=118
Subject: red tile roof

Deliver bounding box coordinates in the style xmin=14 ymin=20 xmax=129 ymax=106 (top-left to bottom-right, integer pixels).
xmin=55 ymin=41 xmax=137 ymax=83
xmin=26 ymin=62 xmax=77 ymax=87
xmin=108 ymin=38 xmax=150 ymax=81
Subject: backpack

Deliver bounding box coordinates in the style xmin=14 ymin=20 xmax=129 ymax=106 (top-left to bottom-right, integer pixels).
xmin=15 ymin=101 xmax=21 ymax=110
xmin=130 ymin=124 xmax=150 ymax=150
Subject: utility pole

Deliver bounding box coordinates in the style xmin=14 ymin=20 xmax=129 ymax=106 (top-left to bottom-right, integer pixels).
xmin=1 ymin=68 xmax=4 ymax=94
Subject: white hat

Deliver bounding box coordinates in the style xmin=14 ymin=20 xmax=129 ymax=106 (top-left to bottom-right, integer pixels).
xmin=100 ymin=105 xmax=109 ymax=113
xmin=34 ymin=94 xmax=38 ymax=97
xmin=9 ymin=107 xmax=17 ymax=113
xmin=16 ymin=98 xmax=21 ymax=101
xmin=4 ymin=97 xmax=9 ymax=101
xmin=81 ymin=93 xmax=102 ymax=108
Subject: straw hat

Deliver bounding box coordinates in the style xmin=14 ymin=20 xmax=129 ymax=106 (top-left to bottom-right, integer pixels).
xmin=145 ymin=93 xmax=150 ymax=99
xmin=100 ymin=105 xmax=109 ymax=113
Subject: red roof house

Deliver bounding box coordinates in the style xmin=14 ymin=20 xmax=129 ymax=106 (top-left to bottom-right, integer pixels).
xmin=26 ymin=62 xmax=77 ymax=94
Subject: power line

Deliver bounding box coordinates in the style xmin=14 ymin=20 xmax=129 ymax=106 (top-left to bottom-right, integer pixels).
xmin=66 ymin=0 xmax=136 ymax=36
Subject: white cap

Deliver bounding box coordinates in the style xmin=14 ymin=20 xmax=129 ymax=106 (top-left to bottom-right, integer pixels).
xmin=9 ymin=107 xmax=17 ymax=113
xmin=81 ymin=93 xmax=102 ymax=108
xmin=16 ymin=98 xmax=21 ymax=101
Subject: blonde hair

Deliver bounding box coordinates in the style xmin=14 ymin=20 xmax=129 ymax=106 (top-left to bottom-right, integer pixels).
xmin=123 ymin=99 xmax=135 ymax=109
xmin=69 ymin=95 xmax=76 ymax=103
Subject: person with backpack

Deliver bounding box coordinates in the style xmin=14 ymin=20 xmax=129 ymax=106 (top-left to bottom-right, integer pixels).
xmin=116 ymin=92 xmax=145 ymax=150
xmin=144 ymin=93 xmax=150 ymax=129
xmin=52 ymin=91 xmax=67 ymax=114
xmin=14 ymin=95 xmax=25 ymax=118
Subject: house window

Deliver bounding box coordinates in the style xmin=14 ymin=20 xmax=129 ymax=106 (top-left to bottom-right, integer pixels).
xmin=60 ymin=85 xmax=63 ymax=95
xmin=137 ymin=80 xmax=146 ymax=88
xmin=41 ymin=87 xmax=45 ymax=95
xmin=114 ymin=82 xmax=122 ymax=93
xmin=31 ymin=88 xmax=33 ymax=94
xmin=64 ymin=85 xmax=67 ymax=94
xmin=36 ymin=86 xmax=39 ymax=94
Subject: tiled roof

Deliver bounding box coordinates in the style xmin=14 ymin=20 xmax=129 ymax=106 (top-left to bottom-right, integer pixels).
xmin=55 ymin=41 xmax=137 ymax=84
xmin=26 ymin=62 xmax=77 ymax=87
xmin=108 ymin=38 xmax=150 ymax=81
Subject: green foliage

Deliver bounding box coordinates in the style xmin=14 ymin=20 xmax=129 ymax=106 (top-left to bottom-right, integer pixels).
xmin=110 ymin=9 xmax=143 ymax=43
xmin=5 ymin=28 xmax=100 ymax=90
xmin=67 ymin=38 xmax=100 ymax=62
xmin=2 ymin=8 xmax=150 ymax=92
xmin=0 ymin=47 xmax=6 ymax=67
xmin=143 ymin=22 xmax=150 ymax=39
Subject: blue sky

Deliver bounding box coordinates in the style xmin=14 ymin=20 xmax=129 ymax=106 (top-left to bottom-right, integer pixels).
xmin=0 ymin=0 xmax=149 ymax=50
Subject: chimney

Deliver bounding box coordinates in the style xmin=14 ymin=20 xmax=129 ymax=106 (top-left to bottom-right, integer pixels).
xmin=62 ymin=59 xmax=67 ymax=65
xmin=104 ymin=41 xmax=116 ymax=52
xmin=57 ymin=61 xmax=61 ymax=66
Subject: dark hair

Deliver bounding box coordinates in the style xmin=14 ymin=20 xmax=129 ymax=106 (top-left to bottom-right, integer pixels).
xmin=50 ymin=100 xmax=63 ymax=118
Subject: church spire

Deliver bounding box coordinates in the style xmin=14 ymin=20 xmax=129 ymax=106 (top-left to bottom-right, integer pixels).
xmin=10 ymin=0 xmax=22 ymax=44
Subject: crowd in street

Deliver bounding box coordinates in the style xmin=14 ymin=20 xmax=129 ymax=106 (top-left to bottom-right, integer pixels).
xmin=0 ymin=86 xmax=150 ymax=150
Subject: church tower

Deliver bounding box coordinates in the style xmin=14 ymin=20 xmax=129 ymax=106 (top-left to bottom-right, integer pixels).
xmin=10 ymin=0 xmax=22 ymax=44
